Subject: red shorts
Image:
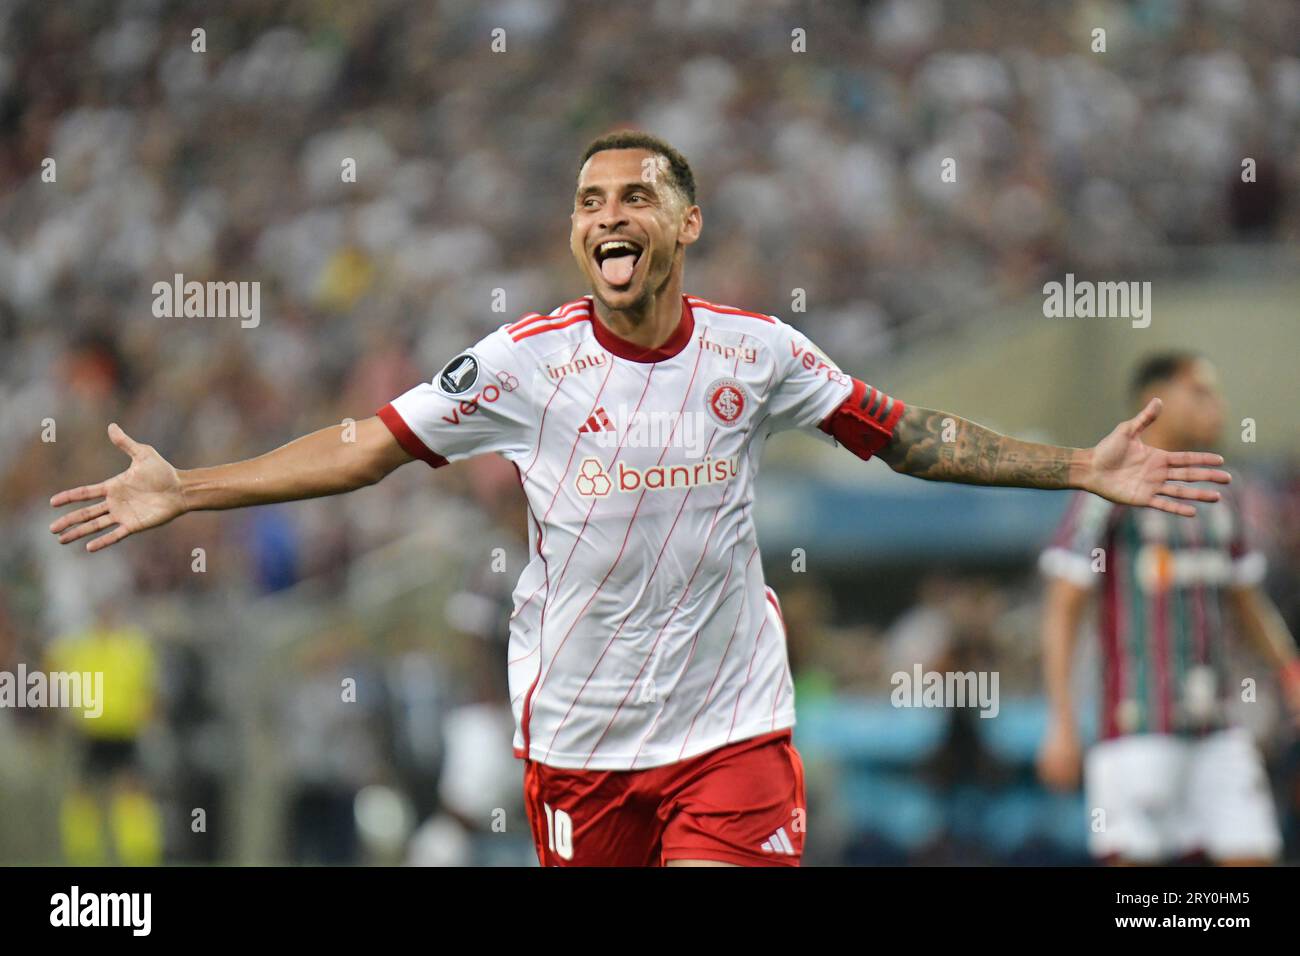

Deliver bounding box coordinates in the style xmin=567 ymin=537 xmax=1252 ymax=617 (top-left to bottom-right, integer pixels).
xmin=521 ymin=729 xmax=806 ymax=867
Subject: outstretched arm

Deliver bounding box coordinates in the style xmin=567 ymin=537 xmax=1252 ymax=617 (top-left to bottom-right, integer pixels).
xmin=50 ymin=417 xmax=413 ymax=552
xmin=877 ymin=397 xmax=1230 ymax=516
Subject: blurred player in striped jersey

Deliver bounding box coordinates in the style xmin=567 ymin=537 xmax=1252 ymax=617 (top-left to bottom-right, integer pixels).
xmin=1037 ymin=352 xmax=1300 ymax=865
xmin=50 ymin=133 xmax=1236 ymax=866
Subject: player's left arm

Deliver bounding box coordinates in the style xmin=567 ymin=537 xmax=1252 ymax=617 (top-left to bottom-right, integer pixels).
xmin=777 ymin=320 xmax=1226 ymax=516
xmin=1226 ymin=585 xmax=1300 ymax=721
xmin=871 ymin=397 xmax=1230 ymax=517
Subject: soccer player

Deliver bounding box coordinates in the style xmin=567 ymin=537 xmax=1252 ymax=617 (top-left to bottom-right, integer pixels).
xmin=1036 ymin=352 xmax=1300 ymax=865
xmin=51 ymin=132 xmax=1233 ymax=867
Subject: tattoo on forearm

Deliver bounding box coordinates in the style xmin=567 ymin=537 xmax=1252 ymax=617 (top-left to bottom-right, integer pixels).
xmin=879 ymin=406 xmax=1075 ymax=489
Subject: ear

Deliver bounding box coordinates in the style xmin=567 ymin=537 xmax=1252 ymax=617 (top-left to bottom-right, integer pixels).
xmin=678 ymin=204 xmax=702 ymax=247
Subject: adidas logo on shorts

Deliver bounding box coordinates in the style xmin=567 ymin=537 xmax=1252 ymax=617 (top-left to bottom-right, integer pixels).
xmin=760 ymin=827 xmax=796 ymax=855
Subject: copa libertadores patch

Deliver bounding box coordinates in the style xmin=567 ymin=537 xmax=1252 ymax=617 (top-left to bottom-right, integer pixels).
xmin=438 ymin=352 xmax=480 ymax=394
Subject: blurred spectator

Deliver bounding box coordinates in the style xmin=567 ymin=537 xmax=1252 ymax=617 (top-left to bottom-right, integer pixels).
xmin=45 ymin=596 xmax=162 ymax=866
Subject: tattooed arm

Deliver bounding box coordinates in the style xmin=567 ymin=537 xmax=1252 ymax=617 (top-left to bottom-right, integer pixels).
xmin=876 ymin=399 xmax=1232 ymax=517
xmin=878 ymin=406 xmax=1083 ymax=490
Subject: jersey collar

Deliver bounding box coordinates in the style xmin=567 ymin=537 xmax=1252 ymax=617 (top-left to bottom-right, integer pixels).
xmin=586 ymin=294 xmax=695 ymax=363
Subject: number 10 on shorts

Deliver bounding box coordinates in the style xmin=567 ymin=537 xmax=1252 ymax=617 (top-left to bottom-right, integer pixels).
xmin=543 ymin=803 xmax=574 ymax=860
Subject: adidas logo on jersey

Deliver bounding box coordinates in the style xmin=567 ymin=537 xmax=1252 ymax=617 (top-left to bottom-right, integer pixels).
xmin=579 ymin=403 xmax=710 ymax=458
xmin=577 ymin=406 xmax=615 ymax=434
xmin=760 ymin=827 xmax=796 ymax=855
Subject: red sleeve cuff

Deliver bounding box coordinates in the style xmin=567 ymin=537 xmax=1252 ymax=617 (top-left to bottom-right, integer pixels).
xmin=378 ymin=403 xmax=449 ymax=468
xmin=817 ymin=377 xmax=906 ymax=461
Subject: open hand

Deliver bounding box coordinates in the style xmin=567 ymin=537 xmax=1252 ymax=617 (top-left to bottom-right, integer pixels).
xmin=49 ymin=424 xmax=186 ymax=552
xmin=1084 ymin=398 xmax=1230 ymax=517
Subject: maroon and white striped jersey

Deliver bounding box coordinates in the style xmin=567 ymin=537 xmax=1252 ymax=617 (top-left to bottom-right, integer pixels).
xmin=1039 ymin=488 xmax=1267 ymax=740
xmin=378 ymin=294 xmax=882 ymax=770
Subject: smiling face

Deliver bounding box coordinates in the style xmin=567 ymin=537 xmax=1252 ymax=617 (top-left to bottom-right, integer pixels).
xmin=570 ymin=148 xmax=701 ymax=312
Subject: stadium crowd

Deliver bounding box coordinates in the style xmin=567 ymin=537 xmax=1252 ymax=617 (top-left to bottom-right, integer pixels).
xmin=1 ymin=0 xmax=1298 ymax=863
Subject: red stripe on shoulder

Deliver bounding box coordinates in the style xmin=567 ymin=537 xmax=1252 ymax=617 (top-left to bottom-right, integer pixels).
xmin=686 ymin=296 xmax=776 ymax=323
xmin=557 ymin=296 xmax=592 ymax=314
xmin=507 ymin=312 xmax=545 ymax=333
xmin=507 ymin=299 xmax=590 ymax=334
xmin=511 ymin=311 xmax=591 ymax=342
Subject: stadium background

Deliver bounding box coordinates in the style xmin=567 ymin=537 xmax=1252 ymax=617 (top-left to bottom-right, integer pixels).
xmin=1 ymin=0 xmax=1298 ymax=865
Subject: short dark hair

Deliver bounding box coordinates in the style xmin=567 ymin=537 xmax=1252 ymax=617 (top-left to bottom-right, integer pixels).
xmin=1129 ymin=350 xmax=1203 ymax=403
xmin=578 ymin=131 xmax=697 ymax=207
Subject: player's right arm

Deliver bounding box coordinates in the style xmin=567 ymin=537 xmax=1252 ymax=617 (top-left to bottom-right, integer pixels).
xmin=50 ymin=417 xmax=413 ymax=553
xmin=1036 ymin=575 xmax=1090 ymax=791
xmin=51 ymin=324 xmax=532 ymax=554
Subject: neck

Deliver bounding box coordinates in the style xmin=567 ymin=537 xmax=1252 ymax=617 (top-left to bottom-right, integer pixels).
xmin=591 ymin=267 xmax=685 ymax=350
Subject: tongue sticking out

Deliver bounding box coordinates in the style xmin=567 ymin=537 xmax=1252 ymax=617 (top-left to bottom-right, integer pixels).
xmin=600 ymin=253 xmax=637 ymax=286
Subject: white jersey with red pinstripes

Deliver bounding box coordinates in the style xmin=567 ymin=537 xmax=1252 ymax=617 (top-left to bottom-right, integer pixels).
xmin=378 ymin=294 xmax=855 ymax=770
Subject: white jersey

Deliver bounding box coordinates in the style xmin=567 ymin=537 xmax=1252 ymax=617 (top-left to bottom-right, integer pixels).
xmin=379 ymin=294 xmax=856 ymax=770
